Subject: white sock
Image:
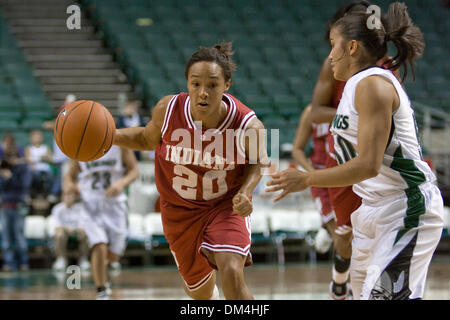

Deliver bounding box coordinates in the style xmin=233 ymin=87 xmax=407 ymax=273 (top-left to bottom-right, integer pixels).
xmin=208 ymin=285 xmax=220 ymax=300
xmin=332 ymin=265 xmax=350 ymax=284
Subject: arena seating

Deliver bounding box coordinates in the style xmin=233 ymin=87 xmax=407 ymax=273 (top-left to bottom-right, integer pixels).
xmin=0 ymin=12 xmax=53 ymax=146
xmin=78 ymin=0 xmax=448 ymax=147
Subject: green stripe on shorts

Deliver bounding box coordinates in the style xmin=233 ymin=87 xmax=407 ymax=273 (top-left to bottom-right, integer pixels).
xmin=394 ymin=186 xmax=425 ymax=244
xmin=391 ymin=145 xmax=426 ymax=244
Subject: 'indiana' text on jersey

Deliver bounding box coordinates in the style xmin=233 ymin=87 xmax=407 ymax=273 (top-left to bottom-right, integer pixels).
xmin=332 ymin=114 xmax=349 ymax=130
xmin=155 ymin=92 xmax=257 ymax=208
xmin=165 ymin=144 xmax=235 ymax=170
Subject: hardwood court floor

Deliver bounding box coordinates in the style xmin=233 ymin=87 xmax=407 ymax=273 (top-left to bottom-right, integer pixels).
xmin=0 ymin=258 xmax=449 ymax=300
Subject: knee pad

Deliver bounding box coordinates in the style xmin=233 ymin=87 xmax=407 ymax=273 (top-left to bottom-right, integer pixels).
xmin=333 ymin=252 xmax=351 ymax=273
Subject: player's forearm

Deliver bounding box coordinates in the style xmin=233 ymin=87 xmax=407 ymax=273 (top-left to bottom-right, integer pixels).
xmin=114 ymin=127 xmax=155 ymax=151
xmin=117 ymin=166 xmax=139 ymax=189
xmin=292 ymin=149 xmax=315 ymax=172
xmin=306 ymin=156 xmax=378 ymax=188
xmin=310 ymin=105 xmax=336 ymax=124
xmin=63 ymin=174 xmax=77 ymax=191
xmin=238 ymin=164 xmax=262 ymax=197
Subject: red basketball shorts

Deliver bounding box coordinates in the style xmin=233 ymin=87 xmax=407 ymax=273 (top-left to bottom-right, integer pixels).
xmin=160 ymin=200 xmax=252 ymax=291
xmin=326 ymin=156 xmax=362 ymax=234
xmin=310 ymin=186 xmax=335 ymax=224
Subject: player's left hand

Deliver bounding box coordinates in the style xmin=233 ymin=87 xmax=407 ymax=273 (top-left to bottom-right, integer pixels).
xmin=232 ymin=192 xmax=253 ymax=217
xmin=265 ymin=168 xmax=309 ymax=202
xmin=105 ymin=182 xmax=124 ymax=198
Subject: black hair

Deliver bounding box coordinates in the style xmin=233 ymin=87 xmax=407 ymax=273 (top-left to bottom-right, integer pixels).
xmin=185 ymin=41 xmax=236 ymax=83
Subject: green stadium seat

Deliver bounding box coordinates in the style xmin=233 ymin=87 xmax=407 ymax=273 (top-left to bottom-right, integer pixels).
xmin=196 ymin=33 xmax=221 ymax=48
xmin=0 ymin=111 xmax=22 ymax=121
xmin=236 ymin=48 xmax=265 ymax=65
xmin=273 ymin=94 xmax=302 ymax=116
xmin=289 ymin=46 xmax=316 ymax=63
xmin=13 ymin=131 xmax=30 ymax=148
xmin=0 ymin=94 xmax=19 ymax=108
xmin=143 ymin=33 xmax=173 ymax=49
xmin=252 ymin=33 xmax=284 ymax=50
xmin=24 ymin=109 xmax=54 ymax=120
xmin=144 ymin=80 xmax=177 ymax=100
xmin=262 ymin=47 xmax=291 ymax=65
xmin=172 ymin=78 xmax=187 ymax=93
xmin=20 ymin=94 xmax=51 ymax=109
xmin=247 ymin=62 xmax=273 ymax=80
xmin=165 ymin=63 xmax=186 ymax=80
xmin=152 ymin=48 xmax=183 ymax=65
xmin=262 ymin=115 xmax=287 ymax=130
xmin=241 ymin=93 xmax=272 ymax=109
xmin=259 ymin=77 xmax=291 ymax=96
xmin=0 ymin=119 xmax=19 ymax=131
xmin=0 ymin=84 xmax=12 ymax=95
xmin=171 ymin=32 xmax=199 ymax=49
xmin=233 ymin=78 xmax=263 ymax=96
xmin=21 ymin=118 xmax=45 ymax=130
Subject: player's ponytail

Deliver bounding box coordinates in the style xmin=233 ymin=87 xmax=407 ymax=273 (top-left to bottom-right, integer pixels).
xmin=185 ymin=41 xmax=236 ymax=82
xmin=384 ymin=2 xmax=425 ymax=80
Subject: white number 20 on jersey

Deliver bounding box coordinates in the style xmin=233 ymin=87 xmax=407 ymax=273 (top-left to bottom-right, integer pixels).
xmin=173 ymin=165 xmax=228 ymax=200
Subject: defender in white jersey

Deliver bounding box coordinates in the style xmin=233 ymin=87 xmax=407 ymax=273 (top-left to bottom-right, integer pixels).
xmin=64 ymin=145 xmax=139 ymax=299
xmin=266 ymin=3 xmax=444 ymax=300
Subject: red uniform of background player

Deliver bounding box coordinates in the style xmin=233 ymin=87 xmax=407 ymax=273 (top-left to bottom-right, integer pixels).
xmin=292 ymin=106 xmax=335 ymax=229
xmin=292 ymin=105 xmax=336 ymax=255
xmin=299 ymin=1 xmax=375 ymax=300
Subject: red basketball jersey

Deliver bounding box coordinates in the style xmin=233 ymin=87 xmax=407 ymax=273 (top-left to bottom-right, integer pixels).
xmin=155 ymin=92 xmax=257 ymax=212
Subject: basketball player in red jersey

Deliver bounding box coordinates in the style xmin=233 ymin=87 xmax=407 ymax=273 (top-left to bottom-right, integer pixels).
xmin=291 ymin=105 xmax=336 ymax=253
xmin=309 ymin=1 xmax=400 ymax=299
xmin=113 ymin=42 xmax=268 ymax=300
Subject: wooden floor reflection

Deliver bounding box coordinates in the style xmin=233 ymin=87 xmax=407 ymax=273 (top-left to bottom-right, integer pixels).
xmin=0 ymin=257 xmax=449 ymax=300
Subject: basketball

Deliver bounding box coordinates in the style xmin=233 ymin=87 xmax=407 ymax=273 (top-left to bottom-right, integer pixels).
xmin=53 ymin=100 xmax=116 ymax=162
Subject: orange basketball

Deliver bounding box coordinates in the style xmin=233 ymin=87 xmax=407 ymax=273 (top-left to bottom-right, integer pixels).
xmin=54 ymin=100 xmax=116 ymax=162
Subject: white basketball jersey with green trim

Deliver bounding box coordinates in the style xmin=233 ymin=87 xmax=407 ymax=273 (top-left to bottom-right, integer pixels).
xmin=78 ymin=145 xmax=126 ymax=202
xmin=330 ymin=67 xmax=436 ymax=203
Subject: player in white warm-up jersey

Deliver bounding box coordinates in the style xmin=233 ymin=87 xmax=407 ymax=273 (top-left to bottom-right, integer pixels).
xmin=266 ymin=3 xmax=444 ymax=300
xmin=65 ymin=145 xmax=139 ymax=299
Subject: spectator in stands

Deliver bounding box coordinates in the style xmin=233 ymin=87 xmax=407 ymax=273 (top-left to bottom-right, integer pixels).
xmin=116 ymin=100 xmax=146 ymax=160
xmin=25 ymin=129 xmax=56 ymax=203
xmin=49 ymin=189 xmax=90 ymax=273
xmin=0 ymin=132 xmax=32 ymax=272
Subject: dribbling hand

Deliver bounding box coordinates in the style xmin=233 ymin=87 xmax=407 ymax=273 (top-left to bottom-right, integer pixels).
xmin=232 ymin=192 xmax=253 ymax=217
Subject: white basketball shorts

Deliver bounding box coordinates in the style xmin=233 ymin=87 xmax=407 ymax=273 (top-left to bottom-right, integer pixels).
xmin=350 ymin=182 xmax=444 ymax=300
xmin=82 ymin=199 xmax=128 ymax=256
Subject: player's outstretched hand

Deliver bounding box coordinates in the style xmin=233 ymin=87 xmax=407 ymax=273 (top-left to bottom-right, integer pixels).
xmin=232 ymin=192 xmax=253 ymax=217
xmin=265 ymin=168 xmax=309 ymax=202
